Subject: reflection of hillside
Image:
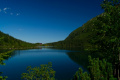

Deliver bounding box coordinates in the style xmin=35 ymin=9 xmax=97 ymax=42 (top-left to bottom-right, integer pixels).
xmin=9 ymin=50 xmax=20 ymax=58
xmin=67 ymin=52 xmax=89 ymax=69
xmin=0 ymin=49 xmax=14 ymax=61
xmin=0 ymin=49 xmax=10 ymax=53
xmin=67 ymin=51 xmax=104 ymax=69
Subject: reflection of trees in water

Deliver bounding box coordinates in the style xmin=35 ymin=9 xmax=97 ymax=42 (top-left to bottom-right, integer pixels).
xmin=8 ymin=48 xmax=43 ymax=58
xmin=9 ymin=50 xmax=21 ymax=58
xmin=0 ymin=49 xmax=13 ymax=60
xmin=48 ymin=47 xmax=84 ymax=51
xmin=66 ymin=51 xmax=105 ymax=70
xmin=67 ymin=51 xmax=89 ymax=69
xmin=0 ymin=49 xmax=23 ymax=61
xmin=0 ymin=49 xmax=10 ymax=53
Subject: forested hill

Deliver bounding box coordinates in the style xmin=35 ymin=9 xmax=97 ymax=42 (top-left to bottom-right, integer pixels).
xmin=44 ymin=2 xmax=120 ymax=49
xmin=0 ymin=31 xmax=36 ymax=49
xmin=65 ymin=16 xmax=98 ymax=47
xmin=45 ymin=13 xmax=104 ymax=49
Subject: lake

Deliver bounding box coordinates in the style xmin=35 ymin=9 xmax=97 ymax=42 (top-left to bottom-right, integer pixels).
xmin=0 ymin=48 xmax=89 ymax=80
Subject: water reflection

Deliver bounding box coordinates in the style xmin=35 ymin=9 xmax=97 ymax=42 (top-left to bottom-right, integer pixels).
xmin=67 ymin=52 xmax=89 ymax=70
xmin=66 ymin=50 xmax=105 ymax=70
xmin=0 ymin=48 xmax=104 ymax=80
xmin=0 ymin=48 xmax=84 ymax=80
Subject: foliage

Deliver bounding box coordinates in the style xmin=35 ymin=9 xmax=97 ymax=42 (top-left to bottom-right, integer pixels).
xmin=92 ymin=0 xmax=120 ymax=63
xmin=0 ymin=50 xmax=14 ymax=65
xmin=0 ymin=31 xmax=36 ymax=49
xmin=45 ymin=0 xmax=120 ymax=54
xmin=21 ymin=62 xmax=55 ymax=80
xmin=73 ymin=56 xmax=117 ymax=80
xmin=72 ymin=0 xmax=120 ymax=79
xmin=0 ymin=50 xmax=13 ymax=80
xmin=0 ymin=76 xmax=8 ymax=80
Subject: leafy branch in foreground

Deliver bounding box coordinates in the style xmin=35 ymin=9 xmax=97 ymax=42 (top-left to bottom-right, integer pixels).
xmin=21 ymin=62 xmax=55 ymax=80
xmin=0 ymin=76 xmax=8 ymax=80
xmin=0 ymin=50 xmax=13 ymax=80
xmin=73 ymin=56 xmax=117 ymax=80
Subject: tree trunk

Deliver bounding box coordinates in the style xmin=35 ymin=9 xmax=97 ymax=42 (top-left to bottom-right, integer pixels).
xmin=113 ymin=53 xmax=120 ymax=80
xmin=118 ymin=53 xmax=120 ymax=80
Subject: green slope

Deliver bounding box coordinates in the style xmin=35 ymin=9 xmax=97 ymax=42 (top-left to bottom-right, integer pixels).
xmin=65 ymin=16 xmax=98 ymax=47
xmin=0 ymin=31 xmax=36 ymax=49
xmin=45 ymin=14 xmax=104 ymax=49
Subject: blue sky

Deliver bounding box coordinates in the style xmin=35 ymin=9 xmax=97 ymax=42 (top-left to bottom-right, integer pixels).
xmin=0 ymin=0 xmax=104 ymax=43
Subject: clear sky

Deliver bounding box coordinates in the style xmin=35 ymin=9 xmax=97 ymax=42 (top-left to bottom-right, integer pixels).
xmin=0 ymin=0 xmax=104 ymax=44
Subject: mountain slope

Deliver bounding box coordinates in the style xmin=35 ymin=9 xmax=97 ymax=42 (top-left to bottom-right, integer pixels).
xmin=65 ymin=16 xmax=97 ymax=47
xmin=45 ymin=14 xmax=103 ymax=49
xmin=0 ymin=31 xmax=36 ymax=49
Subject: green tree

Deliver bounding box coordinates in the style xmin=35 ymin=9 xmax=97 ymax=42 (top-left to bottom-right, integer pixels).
xmin=92 ymin=0 xmax=120 ymax=62
xmin=21 ymin=62 xmax=55 ymax=80
xmin=91 ymin=0 xmax=120 ymax=78
xmin=73 ymin=56 xmax=117 ymax=80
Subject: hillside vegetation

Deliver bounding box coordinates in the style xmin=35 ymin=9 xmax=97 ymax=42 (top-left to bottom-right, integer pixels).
xmin=0 ymin=31 xmax=36 ymax=49
xmin=45 ymin=14 xmax=103 ymax=49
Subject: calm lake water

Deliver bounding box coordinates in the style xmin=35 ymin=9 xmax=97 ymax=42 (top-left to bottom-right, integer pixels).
xmin=0 ymin=48 xmax=89 ymax=80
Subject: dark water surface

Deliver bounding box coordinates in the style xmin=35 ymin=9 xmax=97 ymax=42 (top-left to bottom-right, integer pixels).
xmin=0 ymin=48 xmax=89 ymax=80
